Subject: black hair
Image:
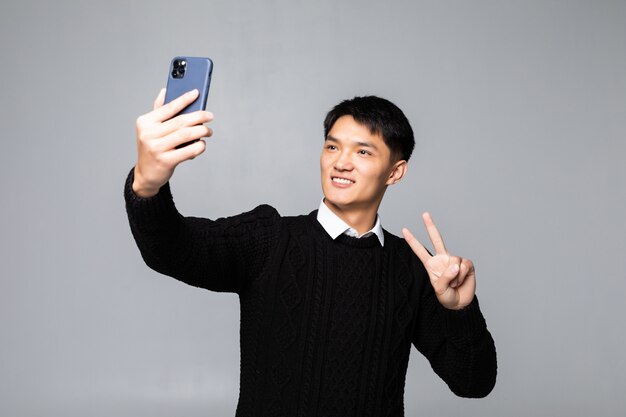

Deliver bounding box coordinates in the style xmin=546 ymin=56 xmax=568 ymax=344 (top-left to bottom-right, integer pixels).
xmin=323 ymin=96 xmax=415 ymax=162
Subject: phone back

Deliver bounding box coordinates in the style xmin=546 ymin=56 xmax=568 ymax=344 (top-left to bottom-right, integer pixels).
xmin=164 ymin=56 xmax=213 ymax=114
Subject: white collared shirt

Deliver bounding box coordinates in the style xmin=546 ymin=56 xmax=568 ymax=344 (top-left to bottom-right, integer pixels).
xmin=316 ymin=199 xmax=385 ymax=246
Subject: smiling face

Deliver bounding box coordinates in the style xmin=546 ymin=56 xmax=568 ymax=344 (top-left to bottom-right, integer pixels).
xmin=320 ymin=115 xmax=407 ymax=215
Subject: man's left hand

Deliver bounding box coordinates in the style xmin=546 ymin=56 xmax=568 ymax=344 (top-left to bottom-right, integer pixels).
xmin=402 ymin=213 xmax=476 ymax=310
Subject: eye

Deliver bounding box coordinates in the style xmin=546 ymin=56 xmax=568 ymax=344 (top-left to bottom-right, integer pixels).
xmin=326 ymin=144 xmax=337 ymax=151
xmin=358 ymin=149 xmax=371 ymax=156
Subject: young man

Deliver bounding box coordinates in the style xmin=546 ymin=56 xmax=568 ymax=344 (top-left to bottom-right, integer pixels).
xmin=125 ymin=89 xmax=497 ymax=416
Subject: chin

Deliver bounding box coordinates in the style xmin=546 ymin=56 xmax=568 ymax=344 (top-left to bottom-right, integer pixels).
xmin=322 ymin=186 xmax=349 ymax=206
xmin=325 ymin=198 xmax=351 ymax=210
xmin=323 ymin=193 xmax=346 ymax=208
xmin=324 ymin=192 xmax=362 ymax=211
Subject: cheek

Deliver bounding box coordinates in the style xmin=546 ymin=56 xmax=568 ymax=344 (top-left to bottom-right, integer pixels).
xmin=362 ymin=163 xmax=390 ymax=188
xmin=320 ymin=155 xmax=333 ymax=179
xmin=359 ymin=161 xmax=382 ymax=179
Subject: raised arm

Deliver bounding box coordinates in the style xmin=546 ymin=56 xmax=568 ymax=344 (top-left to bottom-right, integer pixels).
xmin=404 ymin=213 xmax=497 ymax=397
xmin=125 ymin=90 xmax=280 ymax=293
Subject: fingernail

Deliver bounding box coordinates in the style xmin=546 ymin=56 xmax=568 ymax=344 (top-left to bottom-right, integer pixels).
xmin=450 ymin=264 xmax=459 ymax=273
xmin=187 ymin=89 xmax=198 ymax=96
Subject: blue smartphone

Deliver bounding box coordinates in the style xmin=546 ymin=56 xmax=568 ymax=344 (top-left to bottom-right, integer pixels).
xmin=165 ymin=56 xmax=213 ymax=113
xmin=164 ymin=56 xmax=213 ymax=147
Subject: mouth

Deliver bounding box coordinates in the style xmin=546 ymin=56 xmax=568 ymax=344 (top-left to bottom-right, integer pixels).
xmin=331 ymin=176 xmax=355 ymax=185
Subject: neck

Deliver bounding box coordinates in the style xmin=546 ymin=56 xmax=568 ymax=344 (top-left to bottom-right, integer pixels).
xmin=323 ymin=199 xmax=381 ymax=235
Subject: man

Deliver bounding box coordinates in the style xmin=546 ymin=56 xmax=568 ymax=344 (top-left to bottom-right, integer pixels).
xmin=125 ymin=89 xmax=497 ymax=416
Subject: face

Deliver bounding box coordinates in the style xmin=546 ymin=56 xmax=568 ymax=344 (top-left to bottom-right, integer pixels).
xmin=320 ymin=115 xmax=406 ymax=213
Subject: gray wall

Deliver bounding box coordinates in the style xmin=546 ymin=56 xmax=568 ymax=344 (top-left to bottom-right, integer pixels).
xmin=1 ymin=0 xmax=625 ymax=416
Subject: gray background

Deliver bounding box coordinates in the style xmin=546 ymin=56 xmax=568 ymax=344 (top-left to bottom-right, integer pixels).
xmin=1 ymin=0 xmax=625 ymax=416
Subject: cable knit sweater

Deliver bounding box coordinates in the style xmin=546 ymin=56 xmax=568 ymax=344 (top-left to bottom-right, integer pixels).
xmin=124 ymin=168 xmax=497 ymax=417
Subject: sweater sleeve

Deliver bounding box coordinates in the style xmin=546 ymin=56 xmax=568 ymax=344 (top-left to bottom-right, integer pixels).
xmin=412 ymin=268 xmax=497 ymax=398
xmin=123 ymin=167 xmax=280 ymax=294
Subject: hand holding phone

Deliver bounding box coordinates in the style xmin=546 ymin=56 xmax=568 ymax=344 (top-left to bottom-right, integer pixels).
xmin=132 ymin=57 xmax=214 ymax=197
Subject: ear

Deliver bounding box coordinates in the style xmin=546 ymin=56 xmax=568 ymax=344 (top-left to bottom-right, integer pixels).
xmin=386 ymin=160 xmax=408 ymax=185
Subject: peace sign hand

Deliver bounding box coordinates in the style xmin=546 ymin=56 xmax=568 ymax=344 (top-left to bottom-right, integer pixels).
xmin=402 ymin=213 xmax=476 ymax=310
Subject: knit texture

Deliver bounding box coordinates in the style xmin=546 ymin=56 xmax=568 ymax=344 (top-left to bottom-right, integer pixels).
xmin=124 ymin=168 xmax=497 ymax=416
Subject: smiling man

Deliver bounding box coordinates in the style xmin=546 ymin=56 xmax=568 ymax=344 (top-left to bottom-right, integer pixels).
xmin=125 ymin=90 xmax=497 ymax=416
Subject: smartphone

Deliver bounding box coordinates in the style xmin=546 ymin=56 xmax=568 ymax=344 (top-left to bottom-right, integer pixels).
xmin=164 ymin=56 xmax=213 ymax=147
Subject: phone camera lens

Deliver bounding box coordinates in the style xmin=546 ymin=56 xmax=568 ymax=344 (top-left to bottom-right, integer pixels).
xmin=172 ymin=60 xmax=187 ymax=78
xmin=172 ymin=68 xmax=185 ymax=79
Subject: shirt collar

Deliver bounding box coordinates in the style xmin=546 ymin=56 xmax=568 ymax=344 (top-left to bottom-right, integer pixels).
xmin=316 ymin=199 xmax=385 ymax=246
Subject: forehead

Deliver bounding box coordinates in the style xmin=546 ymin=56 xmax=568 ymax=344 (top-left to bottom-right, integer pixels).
xmin=326 ymin=115 xmax=389 ymax=151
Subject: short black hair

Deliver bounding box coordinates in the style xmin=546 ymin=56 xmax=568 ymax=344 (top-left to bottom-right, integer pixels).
xmin=323 ymin=96 xmax=415 ymax=162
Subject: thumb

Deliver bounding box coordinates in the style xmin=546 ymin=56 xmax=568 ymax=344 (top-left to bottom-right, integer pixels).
xmin=153 ymin=88 xmax=166 ymax=110
xmin=433 ymin=263 xmax=460 ymax=294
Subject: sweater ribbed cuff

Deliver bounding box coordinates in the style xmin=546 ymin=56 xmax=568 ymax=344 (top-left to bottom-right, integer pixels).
xmin=124 ymin=166 xmax=179 ymax=230
xmin=441 ymin=296 xmax=488 ymax=339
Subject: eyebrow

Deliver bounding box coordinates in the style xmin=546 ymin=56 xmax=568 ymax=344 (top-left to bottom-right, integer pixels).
xmin=326 ymin=135 xmax=379 ymax=151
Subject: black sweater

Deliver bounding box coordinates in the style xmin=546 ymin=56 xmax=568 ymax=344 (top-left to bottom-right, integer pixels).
xmin=124 ymin=168 xmax=497 ymax=417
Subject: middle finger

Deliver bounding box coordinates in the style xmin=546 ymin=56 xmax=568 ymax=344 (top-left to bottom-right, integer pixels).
xmin=151 ymin=110 xmax=214 ymax=139
xmin=422 ymin=212 xmax=447 ymax=255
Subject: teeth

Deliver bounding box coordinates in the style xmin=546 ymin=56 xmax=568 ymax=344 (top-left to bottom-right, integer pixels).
xmin=333 ymin=177 xmax=354 ymax=185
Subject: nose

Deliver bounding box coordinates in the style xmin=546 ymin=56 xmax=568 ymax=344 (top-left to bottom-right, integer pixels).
xmin=334 ymin=150 xmax=353 ymax=171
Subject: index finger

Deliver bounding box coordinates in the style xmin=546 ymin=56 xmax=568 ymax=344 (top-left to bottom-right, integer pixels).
xmin=422 ymin=212 xmax=447 ymax=254
xmin=147 ymin=89 xmax=199 ymax=123
xmin=402 ymin=227 xmax=432 ymax=265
